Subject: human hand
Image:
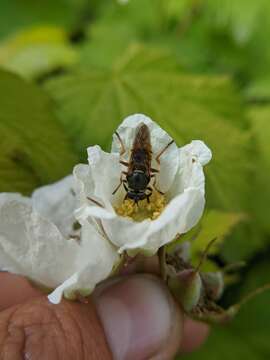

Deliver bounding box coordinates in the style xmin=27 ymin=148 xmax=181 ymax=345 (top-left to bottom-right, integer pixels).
xmin=0 ymin=272 xmax=209 ymax=359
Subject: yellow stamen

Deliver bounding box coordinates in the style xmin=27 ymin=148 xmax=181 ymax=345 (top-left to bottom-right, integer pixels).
xmin=115 ymin=191 xmax=167 ymax=221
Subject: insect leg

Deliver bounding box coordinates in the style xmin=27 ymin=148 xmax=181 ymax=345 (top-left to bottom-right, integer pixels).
xmin=120 ymin=160 xmax=129 ymax=167
xmin=146 ymin=186 xmax=153 ymax=203
xmin=87 ymin=197 xmax=104 ymax=208
xmin=123 ymin=181 xmax=128 ymax=192
xmin=115 ymin=131 xmax=126 ymax=156
xmin=112 ymin=172 xmax=127 ymax=195
xmin=152 ymin=175 xmax=164 ymax=195
xmin=150 ymin=141 xmax=173 ymax=189
xmin=112 ymin=179 xmax=123 ymax=195
xmin=155 ymin=140 xmax=174 ymax=165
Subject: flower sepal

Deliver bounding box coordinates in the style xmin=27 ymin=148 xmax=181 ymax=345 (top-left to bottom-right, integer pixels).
xmin=164 ymin=240 xmax=270 ymax=324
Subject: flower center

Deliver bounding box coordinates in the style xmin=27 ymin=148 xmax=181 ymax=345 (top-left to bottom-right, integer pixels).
xmin=115 ymin=191 xmax=166 ymax=221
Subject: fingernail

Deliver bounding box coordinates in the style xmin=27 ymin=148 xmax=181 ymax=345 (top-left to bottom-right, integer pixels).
xmin=94 ymin=275 xmax=183 ymax=360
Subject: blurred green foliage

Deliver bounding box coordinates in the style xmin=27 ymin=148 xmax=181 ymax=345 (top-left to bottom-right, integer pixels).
xmin=0 ymin=26 xmax=78 ymax=78
xmin=0 ymin=0 xmax=270 ymax=358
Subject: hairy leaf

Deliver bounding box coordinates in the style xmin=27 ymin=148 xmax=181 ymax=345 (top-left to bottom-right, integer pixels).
xmin=0 ymin=69 xmax=77 ymax=194
xmin=45 ymin=44 xmax=251 ymax=212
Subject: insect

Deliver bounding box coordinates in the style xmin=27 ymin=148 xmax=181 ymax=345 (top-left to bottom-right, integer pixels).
xmin=112 ymin=123 xmax=174 ymax=203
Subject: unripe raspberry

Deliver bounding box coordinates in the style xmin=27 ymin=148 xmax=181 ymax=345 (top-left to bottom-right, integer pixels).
xmin=202 ymin=271 xmax=224 ymax=301
xmin=168 ymin=269 xmax=202 ymax=312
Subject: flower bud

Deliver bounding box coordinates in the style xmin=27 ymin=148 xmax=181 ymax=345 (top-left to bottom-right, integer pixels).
xmin=201 ymin=271 xmax=224 ymax=301
xmin=168 ymin=269 xmax=202 ymax=312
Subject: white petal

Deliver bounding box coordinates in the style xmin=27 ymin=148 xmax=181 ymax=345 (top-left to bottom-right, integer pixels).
xmin=48 ymin=221 xmax=119 ymax=304
xmin=169 ymin=141 xmax=210 ymax=198
xmin=0 ymin=193 xmax=78 ymax=287
xmin=73 ymin=163 xmax=98 ymax=223
xmin=86 ymin=145 xmax=122 ymax=209
xmin=48 ymin=273 xmax=78 ymax=304
xmin=75 ymin=204 xmax=115 ymax=221
xmin=111 ymin=114 xmax=179 ymax=192
xmin=0 ymin=193 xmax=119 ymax=304
xmin=75 ymin=204 xmax=150 ymax=253
xmin=32 ymin=176 xmax=76 ymax=238
xmin=146 ymin=189 xmax=205 ymax=254
xmin=102 ymin=216 xmax=151 ymax=253
xmin=180 ymin=140 xmax=212 ymax=166
xmin=73 ymin=164 xmax=93 ymax=204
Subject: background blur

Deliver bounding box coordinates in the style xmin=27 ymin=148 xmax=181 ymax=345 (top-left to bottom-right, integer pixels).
xmin=0 ymin=1 xmax=270 ymax=359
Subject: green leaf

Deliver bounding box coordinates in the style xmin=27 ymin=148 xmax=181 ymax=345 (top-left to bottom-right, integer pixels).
xmin=0 ymin=0 xmax=88 ymax=39
xmin=95 ymin=0 xmax=166 ymax=37
xmin=220 ymin=107 xmax=270 ymax=264
xmin=0 ymin=26 xmax=78 ymax=79
xmin=246 ymin=75 xmax=270 ymax=100
xmin=168 ymin=210 xmax=245 ymax=270
xmin=80 ymin=22 xmax=140 ymax=70
xmin=191 ymin=210 xmax=246 ymax=258
xmin=165 ymin=0 xmax=192 ymax=20
xmin=0 ymin=69 xmax=77 ymax=194
xmin=180 ymin=260 xmax=270 ymax=360
xmin=45 ymin=44 xmax=252 ymax=212
xmin=221 ymin=221 xmax=267 ymax=263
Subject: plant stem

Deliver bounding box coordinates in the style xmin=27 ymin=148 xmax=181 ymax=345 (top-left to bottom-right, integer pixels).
xmin=158 ymin=246 xmax=167 ymax=281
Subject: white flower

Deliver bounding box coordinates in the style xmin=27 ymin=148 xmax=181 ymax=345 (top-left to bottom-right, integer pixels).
xmin=75 ymin=114 xmax=212 ymax=256
xmin=0 ymin=176 xmax=119 ymax=304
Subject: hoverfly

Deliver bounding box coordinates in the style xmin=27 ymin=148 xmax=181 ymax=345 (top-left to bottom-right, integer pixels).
xmin=112 ymin=123 xmax=174 ymax=203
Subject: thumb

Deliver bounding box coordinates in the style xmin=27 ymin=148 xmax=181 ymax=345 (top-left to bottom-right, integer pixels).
xmin=0 ymin=274 xmax=182 ymax=360
xmin=0 ymin=273 xmax=208 ymax=359
xmin=94 ymin=274 xmax=183 ymax=360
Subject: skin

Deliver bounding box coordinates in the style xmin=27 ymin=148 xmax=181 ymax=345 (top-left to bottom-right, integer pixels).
xmin=0 ymin=272 xmax=209 ymax=360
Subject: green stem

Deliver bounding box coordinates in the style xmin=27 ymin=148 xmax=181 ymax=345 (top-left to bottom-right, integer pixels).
xmin=158 ymin=246 xmax=167 ymax=281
